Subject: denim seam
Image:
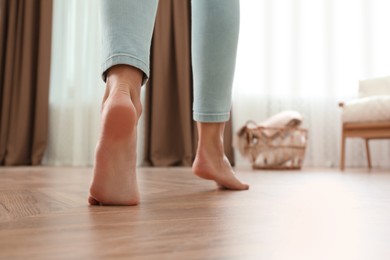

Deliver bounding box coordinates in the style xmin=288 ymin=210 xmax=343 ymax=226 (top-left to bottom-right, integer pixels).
xmin=103 ymin=53 xmax=148 ymax=68
xmin=193 ymin=112 xmax=230 ymax=122
xmin=101 ymin=54 xmax=150 ymax=84
xmin=193 ymin=112 xmax=230 ymax=116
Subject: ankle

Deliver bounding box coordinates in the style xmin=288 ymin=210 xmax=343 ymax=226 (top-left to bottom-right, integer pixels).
xmin=106 ymin=65 xmax=142 ymax=89
xmin=196 ymin=139 xmax=225 ymax=160
xmin=197 ymin=122 xmax=225 ymax=150
xmin=107 ymin=79 xmax=141 ymax=98
xmin=104 ymin=65 xmax=143 ymax=118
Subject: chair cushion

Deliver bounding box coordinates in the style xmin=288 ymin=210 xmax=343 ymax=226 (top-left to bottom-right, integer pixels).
xmin=359 ymin=76 xmax=390 ymax=97
xmin=342 ymin=95 xmax=390 ymax=123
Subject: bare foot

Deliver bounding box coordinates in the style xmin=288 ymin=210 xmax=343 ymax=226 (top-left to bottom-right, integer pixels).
xmin=192 ymin=123 xmax=249 ymax=190
xmin=89 ymin=66 xmax=142 ymax=206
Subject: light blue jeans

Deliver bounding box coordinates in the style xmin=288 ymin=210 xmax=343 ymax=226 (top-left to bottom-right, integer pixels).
xmin=101 ymin=0 xmax=239 ymax=122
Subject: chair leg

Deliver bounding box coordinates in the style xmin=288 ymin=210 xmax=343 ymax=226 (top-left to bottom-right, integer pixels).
xmin=340 ymin=129 xmax=346 ymax=171
xmin=365 ymin=138 xmax=372 ymax=169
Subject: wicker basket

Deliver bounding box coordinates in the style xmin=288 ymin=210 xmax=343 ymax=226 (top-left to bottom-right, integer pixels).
xmin=236 ymin=121 xmax=308 ymax=170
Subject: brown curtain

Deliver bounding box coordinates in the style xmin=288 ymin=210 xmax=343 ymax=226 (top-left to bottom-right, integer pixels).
xmin=0 ymin=0 xmax=53 ymax=166
xmin=144 ymin=0 xmax=235 ymax=166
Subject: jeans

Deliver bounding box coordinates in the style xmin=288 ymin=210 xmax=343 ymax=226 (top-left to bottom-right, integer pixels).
xmin=100 ymin=0 xmax=240 ymax=122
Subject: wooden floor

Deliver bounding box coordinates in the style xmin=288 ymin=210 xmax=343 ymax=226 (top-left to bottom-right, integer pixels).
xmin=1 ymin=167 xmax=390 ymax=260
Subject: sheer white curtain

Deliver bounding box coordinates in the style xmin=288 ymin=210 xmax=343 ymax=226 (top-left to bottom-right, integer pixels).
xmin=233 ymin=0 xmax=390 ymax=167
xmin=44 ymin=0 xmax=145 ymax=166
xmin=46 ymin=0 xmax=389 ymax=168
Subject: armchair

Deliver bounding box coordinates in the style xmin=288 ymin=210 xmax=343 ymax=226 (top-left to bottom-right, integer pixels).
xmin=339 ymin=76 xmax=390 ymax=170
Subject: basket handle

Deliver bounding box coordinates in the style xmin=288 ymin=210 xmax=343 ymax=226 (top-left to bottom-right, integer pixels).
xmin=245 ymin=120 xmax=259 ymax=128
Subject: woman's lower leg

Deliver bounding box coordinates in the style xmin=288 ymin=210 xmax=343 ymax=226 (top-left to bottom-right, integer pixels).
xmin=89 ymin=0 xmax=158 ymax=205
xmin=89 ymin=65 xmax=144 ymax=205
xmin=191 ymin=0 xmax=248 ymax=190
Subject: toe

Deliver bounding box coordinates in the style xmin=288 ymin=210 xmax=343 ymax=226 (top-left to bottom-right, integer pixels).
xmin=88 ymin=196 xmax=100 ymax=205
xmin=217 ymin=176 xmax=250 ymax=191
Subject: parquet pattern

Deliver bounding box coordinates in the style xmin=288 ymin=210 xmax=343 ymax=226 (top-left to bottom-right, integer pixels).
xmin=1 ymin=167 xmax=390 ymax=259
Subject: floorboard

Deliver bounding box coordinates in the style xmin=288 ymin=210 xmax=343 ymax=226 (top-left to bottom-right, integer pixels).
xmin=1 ymin=166 xmax=390 ymax=259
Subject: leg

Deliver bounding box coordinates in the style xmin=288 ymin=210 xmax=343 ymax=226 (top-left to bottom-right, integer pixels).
xmin=340 ymin=128 xmax=346 ymax=171
xmin=191 ymin=0 xmax=248 ymax=190
xmin=89 ymin=0 xmax=158 ymax=205
xmin=365 ymin=138 xmax=372 ymax=169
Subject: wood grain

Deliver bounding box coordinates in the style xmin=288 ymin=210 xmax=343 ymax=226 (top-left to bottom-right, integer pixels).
xmin=340 ymin=121 xmax=390 ymax=170
xmin=1 ymin=166 xmax=390 ymax=259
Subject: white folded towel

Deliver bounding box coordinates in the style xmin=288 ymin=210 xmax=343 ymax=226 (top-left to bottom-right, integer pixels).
xmin=259 ymin=110 xmax=303 ymax=128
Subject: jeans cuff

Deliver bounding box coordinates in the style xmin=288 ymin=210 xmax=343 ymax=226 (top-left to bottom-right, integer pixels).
xmin=101 ymin=54 xmax=150 ymax=85
xmin=193 ymin=112 xmax=230 ymax=122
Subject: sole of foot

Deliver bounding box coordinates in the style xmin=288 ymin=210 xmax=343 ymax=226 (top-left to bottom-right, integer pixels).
xmin=89 ymin=90 xmax=140 ymax=206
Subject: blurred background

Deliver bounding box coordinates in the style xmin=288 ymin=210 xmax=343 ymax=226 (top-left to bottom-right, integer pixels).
xmin=1 ymin=0 xmax=389 ymax=168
